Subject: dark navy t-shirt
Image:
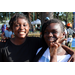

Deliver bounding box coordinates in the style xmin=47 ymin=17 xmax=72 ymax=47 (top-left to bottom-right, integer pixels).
xmin=0 ymin=37 xmax=42 ymax=62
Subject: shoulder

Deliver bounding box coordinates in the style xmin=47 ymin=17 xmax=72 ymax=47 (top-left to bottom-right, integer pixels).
xmin=67 ymin=28 xmax=70 ymax=31
xmin=26 ymin=37 xmax=41 ymax=41
xmin=4 ymin=30 xmax=8 ymax=33
xmin=61 ymin=45 xmax=75 ymax=62
xmin=62 ymin=45 xmax=75 ymax=56
xmin=0 ymin=39 xmax=9 ymax=48
xmin=26 ymin=37 xmax=42 ymax=47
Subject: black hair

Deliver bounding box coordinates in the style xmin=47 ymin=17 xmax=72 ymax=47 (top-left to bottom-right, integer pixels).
xmin=41 ymin=19 xmax=65 ymax=46
xmin=9 ymin=13 xmax=31 ymax=30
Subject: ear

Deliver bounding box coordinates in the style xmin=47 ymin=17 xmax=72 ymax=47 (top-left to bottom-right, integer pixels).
xmin=61 ymin=32 xmax=65 ymax=38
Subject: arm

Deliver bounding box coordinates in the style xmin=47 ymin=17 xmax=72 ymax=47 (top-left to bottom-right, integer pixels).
xmin=62 ymin=45 xmax=75 ymax=62
xmin=50 ymin=42 xmax=60 ymax=62
xmin=50 ymin=38 xmax=67 ymax=62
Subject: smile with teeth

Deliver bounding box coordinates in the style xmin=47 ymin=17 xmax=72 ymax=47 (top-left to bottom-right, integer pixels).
xmin=19 ymin=32 xmax=25 ymax=34
xmin=48 ymin=38 xmax=56 ymax=42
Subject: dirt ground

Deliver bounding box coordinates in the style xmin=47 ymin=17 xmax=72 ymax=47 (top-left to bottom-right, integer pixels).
xmin=28 ymin=32 xmax=40 ymax=37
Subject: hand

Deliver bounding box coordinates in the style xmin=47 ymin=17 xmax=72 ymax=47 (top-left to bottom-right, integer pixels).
xmin=0 ymin=37 xmax=9 ymax=42
xmin=50 ymin=38 xmax=67 ymax=62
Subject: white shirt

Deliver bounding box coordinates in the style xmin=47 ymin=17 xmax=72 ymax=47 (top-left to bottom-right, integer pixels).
xmin=36 ymin=47 xmax=50 ymax=62
xmin=67 ymin=37 xmax=73 ymax=43
xmin=65 ymin=29 xmax=67 ymax=35
xmin=36 ymin=47 xmax=71 ymax=62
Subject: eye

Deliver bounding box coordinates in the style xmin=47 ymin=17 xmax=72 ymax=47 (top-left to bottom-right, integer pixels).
xmin=23 ymin=24 xmax=27 ymax=27
xmin=44 ymin=31 xmax=49 ymax=34
xmin=15 ymin=24 xmax=20 ymax=27
xmin=52 ymin=30 xmax=57 ymax=33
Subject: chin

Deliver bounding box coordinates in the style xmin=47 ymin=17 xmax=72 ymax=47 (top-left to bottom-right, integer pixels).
xmin=19 ymin=37 xmax=26 ymax=39
xmin=19 ymin=34 xmax=27 ymax=38
xmin=19 ymin=36 xmax=26 ymax=39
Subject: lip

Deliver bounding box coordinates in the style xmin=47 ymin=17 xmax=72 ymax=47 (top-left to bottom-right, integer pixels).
xmin=47 ymin=37 xmax=56 ymax=42
xmin=19 ymin=32 xmax=25 ymax=34
xmin=18 ymin=31 xmax=26 ymax=34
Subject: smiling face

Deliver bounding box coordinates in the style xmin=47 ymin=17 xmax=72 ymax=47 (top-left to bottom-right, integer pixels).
xmin=44 ymin=23 xmax=64 ymax=47
xmin=12 ymin=18 xmax=30 ymax=39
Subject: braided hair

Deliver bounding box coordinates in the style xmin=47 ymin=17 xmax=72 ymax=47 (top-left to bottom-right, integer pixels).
xmin=9 ymin=13 xmax=31 ymax=31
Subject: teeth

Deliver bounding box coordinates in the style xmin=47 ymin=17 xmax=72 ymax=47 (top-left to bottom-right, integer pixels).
xmin=19 ymin=32 xmax=25 ymax=34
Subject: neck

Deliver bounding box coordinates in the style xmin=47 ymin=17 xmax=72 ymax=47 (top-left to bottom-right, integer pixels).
xmin=11 ymin=37 xmax=26 ymax=45
xmin=57 ymin=45 xmax=67 ymax=55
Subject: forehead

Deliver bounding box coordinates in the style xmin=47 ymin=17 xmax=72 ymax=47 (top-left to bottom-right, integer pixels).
xmin=17 ymin=18 xmax=28 ymax=22
xmin=13 ymin=18 xmax=28 ymax=24
xmin=46 ymin=23 xmax=61 ymax=30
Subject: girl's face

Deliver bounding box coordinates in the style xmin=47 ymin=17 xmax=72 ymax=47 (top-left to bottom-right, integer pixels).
xmin=44 ymin=23 xmax=64 ymax=47
xmin=12 ymin=18 xmax=30 ymax=39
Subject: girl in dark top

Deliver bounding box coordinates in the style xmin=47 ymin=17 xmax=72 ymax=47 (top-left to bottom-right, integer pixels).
xmin=0 ymin=13 xmax=42 ymax=62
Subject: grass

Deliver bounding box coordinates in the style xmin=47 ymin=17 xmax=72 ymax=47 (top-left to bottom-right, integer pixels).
xmin=70 ymin=46 xmax=75 ymax=51
xmin=0 ymin=37 xmax=1 ymax=40
xmin=71 ymin=48 xmax=75 ymax=51
xmin=68 ymin=43 xmax=75 ymax=51
xmin=28 ymin=32 xmax=40 ymax=37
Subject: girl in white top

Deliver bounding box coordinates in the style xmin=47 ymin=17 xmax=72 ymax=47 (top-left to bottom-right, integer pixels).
xmin=36 ymin=19 xmax=73 ymax=62
xmin=36 ymin=47 xmax=71 ymax=62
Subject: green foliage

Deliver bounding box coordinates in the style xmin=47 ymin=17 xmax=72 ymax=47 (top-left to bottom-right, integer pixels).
xmin=0 ymin=12 xmax=73 ymax=25
xmin=0 ymin=12 xmax=19 ymax=23
xmin=54 ymin=12 xmax=73 ymax=24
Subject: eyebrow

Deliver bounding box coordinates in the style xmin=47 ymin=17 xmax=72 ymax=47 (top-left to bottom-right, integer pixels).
xmin=45 ymin=29 xmax=57 ymax=31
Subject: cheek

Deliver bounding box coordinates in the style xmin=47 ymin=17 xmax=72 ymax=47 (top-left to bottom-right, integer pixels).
xmin=54 ymin=33 xmax=61 ymax=38
xmin=13 ymin=27 xmax=17 ymax=31
xmin=55 ymin=34 xmax=59 ymax=38
xmin=55 ymin=33 xmax=63 ymax=41
xmin=26 ymin=27 xmax=29 ymax=30
xmin=25 ymin=26 xmax=29 ymax=31
xmin=12 ymin=27 xmax=18 ymax=33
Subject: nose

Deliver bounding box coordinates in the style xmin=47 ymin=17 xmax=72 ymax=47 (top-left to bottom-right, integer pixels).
xmin=48 ymin=32 xmax=53 ymax=37
xmin=20 ymin=25 xmax=24 ymax=29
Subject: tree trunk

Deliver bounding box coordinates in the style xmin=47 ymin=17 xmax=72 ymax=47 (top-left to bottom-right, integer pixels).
xmin=40 ymin=12 xmax=53 ymax=25
xmin=22 ymin=12 xmax=29 ymax=18
xmin=57 ymin=12 xmax=59 ymax=19
xmin=23 ymin=12 xmax=53 ymax=26
xmin=66 ymin=12 xmax=69 ymax=24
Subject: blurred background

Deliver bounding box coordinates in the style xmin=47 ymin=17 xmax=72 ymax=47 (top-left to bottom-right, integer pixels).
xmin=0 ymin=12 xmax=75 ymax=50
xmin=0 ymin=12 xmax=75 ymax=37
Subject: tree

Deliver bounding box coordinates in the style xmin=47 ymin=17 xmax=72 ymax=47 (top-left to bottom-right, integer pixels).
xmin=12 ymin=12 xmax=74 ymax=27
xmin=0 ymin=12 xmax=16 ymax=23
xmin=54 ymin=12 xmax=73 ymax=25
xmin=40 ymin=12 xmax=53 ymax=25
xmin=22 ymin=12 xmax=29 ymax=18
